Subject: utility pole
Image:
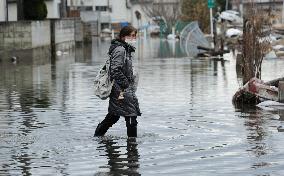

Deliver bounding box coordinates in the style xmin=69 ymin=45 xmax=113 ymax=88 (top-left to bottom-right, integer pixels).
xmin=208 ymin=0 xmax=215 ymax=37
xmin=61 ymin=0 xmax=67 ymax=18
xmin=210 ymin=8 xmax=213 ymax=37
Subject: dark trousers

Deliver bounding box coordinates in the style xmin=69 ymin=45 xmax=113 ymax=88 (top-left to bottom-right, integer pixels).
xmin=94 ymin=113 xmax=138 ymax=137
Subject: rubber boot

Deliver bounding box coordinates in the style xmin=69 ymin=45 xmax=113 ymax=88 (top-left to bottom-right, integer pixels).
xmin=125 ymin=117 xmax=138 ymax=137
xmin=94 ymin=114 xmax=120 ymax=137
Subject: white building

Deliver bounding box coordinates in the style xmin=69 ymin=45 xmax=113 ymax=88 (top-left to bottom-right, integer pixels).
xmin=0 ymin=0 xmax=6 ymax=22
xmin=0 ymin=0 xmax=18 ymax=22
xmin=68 ymin=0 xmax=150 ymax=31
xmin=130 ymin=1 xmax=151 ymax=29
xmin=45 ymin=0 xmax=61 ymax=19
xmin=232 ymin=0 xmax=283 ymax=23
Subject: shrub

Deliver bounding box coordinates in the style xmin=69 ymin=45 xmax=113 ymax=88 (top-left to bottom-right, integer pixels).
xmin=24 ymin=0 xmax=47 ymax=20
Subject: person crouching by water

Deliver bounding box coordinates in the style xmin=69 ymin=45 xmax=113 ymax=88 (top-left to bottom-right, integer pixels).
xmin=94 ymin=26 xmax=141 ymax=138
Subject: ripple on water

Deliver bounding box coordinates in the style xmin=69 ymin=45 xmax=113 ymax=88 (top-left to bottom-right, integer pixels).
xmin=1 ymin=40 xmax=284 ymax=175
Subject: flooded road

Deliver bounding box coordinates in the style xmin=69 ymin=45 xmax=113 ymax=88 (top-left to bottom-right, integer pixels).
xmin=1 ymin=38 xmax=284 ymax=175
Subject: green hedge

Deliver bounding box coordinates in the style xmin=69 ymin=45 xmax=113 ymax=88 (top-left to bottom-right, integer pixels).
xmin=24 ymin=0 xmax=47 ymax=20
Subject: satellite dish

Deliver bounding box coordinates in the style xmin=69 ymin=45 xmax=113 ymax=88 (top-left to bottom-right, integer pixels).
xmin=180 ymin=21 xmax=210 ymax=57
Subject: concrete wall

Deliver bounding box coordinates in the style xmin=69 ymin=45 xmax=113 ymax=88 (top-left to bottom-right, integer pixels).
xmin=8 ymin=3 xmax=17 ymax=21
xmin=0 ymin=0 xmax=6 ymax=22
xmin=0 ymin=19 xmax=80 ymax=51
xmin=31 ymin=21 xmax=51 ymax=48
xmin=0 ymin=21 xmax=32 ymax=50
xmin=55 ymin=19 xmax=75 ymax=44
xmin=0 ymin=21 xmax=52 ymax=50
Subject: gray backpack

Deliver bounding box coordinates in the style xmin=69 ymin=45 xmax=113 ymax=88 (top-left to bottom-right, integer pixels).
xmin=94 ymin=55 xmax=114 ymax=100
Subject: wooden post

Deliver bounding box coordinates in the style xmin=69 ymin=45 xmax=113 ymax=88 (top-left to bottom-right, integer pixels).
xmin=220 ymin=19 xmax=226 ymax=58
xmin=279 ymin=110 xmax=284 ymax=121
xmin=213 ymin=18 xmax=217 ymax=52
xmin=50 ymin=20 xmax=56 ymax=64
xmin=236 ymin=53 xmax=243 ymax=78
xmin=279 ymin=81 xmax=284 ymax=103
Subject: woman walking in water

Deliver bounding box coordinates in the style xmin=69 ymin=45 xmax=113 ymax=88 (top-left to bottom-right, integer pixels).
xmin=94 ymin=26 xmax=141 ymax=137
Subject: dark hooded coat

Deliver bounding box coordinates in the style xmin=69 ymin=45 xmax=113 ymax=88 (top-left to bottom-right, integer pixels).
xmin=108 ymin=39 xmax=141 ymax=117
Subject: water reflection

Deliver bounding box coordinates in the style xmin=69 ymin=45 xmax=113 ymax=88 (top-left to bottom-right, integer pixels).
xmin=96 ymin=138 xmax=140 ymax=176
xmin=278 ymin=109 xmax=284 ymax=121
xmin=12 ymin=153 xmax=32 ymax=176
xmin=238 ymin=105 xmax=271 ymax=171
xmin=157 ymin=40 xmax=186 ymax=58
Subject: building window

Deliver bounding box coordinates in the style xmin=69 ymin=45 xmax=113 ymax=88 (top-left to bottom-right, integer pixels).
xmin=85 ymin=6 xmax=93 ymax=11
xmin=95 ymin=6 xmax=108 ymax=12
xmin=77 ymin=6 xmax=93 ymax=11
xmin=101 ymin=23 xmax=110 ymax=30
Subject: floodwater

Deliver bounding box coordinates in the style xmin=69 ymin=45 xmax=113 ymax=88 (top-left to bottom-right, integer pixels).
xmin=1 ymin=38 xmax=284 ymax=176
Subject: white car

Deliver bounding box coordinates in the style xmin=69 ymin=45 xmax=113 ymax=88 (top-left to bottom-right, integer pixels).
xmin=220 ymin=10 xmax=243 ymax=24
xmin=226 ymin=28 xmax=242 ymax=38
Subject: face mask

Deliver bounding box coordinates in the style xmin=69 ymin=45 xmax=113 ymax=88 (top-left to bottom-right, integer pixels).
xmin=125 ymin=39 xmax=137 ymax=47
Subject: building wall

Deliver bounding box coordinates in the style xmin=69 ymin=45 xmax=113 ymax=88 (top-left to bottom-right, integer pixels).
xmin=8 ymin=3 xmax=17 ymax=21
xmin=68 ymin=0 xmax=154 ymax=26
xmin=68 ymin=0 xmax=94 ymax=6
xmin=70 ymin=0 xmax=132 ymax=23
xmin=94 ymin=0 xmax=108 ymax=6
xmin=110 ymin=0 xmax=131 ymax=23
xmin=68 ymin=0 xmax=151 ymax=32
xmin=45 ymin=0 xmax=60 ymax=19
xmin=0 ymin=0 xmax=6 ymax=22
xmin=130 ymin=3 xmax=151 ymax=29
xmin=80 ymin=11 xmax=98 ymax=22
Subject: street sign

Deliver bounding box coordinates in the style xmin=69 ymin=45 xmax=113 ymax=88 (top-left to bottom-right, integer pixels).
xmin=208 ymin=0 xmax=215 ymax=8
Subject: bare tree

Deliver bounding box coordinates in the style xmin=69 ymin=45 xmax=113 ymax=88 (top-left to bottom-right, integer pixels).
xmin=138 ymin=0 xmax=181 ymax=34
xmin=242 ymin=1 xmax=272 ymax=85
xmin=232 ymin=1 xmax=275 ymax=106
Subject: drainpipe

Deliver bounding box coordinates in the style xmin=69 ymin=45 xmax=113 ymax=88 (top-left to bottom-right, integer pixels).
xmin=240 ymin=0 xmax=243 ymax=19
xmin=5 ymin=0 xmax=8 ymax=21
xmin=282 ymin=0 xmax=284 ymax=23
xmin=226 ymin=0 xmax=228 ymax=10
